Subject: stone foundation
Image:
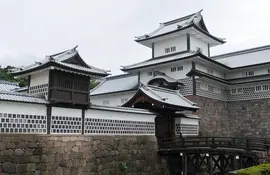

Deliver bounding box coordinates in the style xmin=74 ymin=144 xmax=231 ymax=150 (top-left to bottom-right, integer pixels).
xmin=186 ymin=95 xmax=230 ymax=137
xmin=0 ymin=135 xmax=168 ymax=175
xmin=228 ymin=99 xmax=270 ymax=137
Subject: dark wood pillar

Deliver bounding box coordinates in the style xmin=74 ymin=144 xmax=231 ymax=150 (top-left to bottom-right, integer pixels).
xmin=46 ymin=105 xmax=52 ymax=134
xmin=81 ymin=109 xmax=85 ymax=134
xmin=182 ymin=154 xmax=187 ymax=175
xmin=220 ymin=154 xmax=225 ymax=174
xmin=232 ymin=154 xmax=237 ymax=170
xmin=208 ymin=153 xmax=213 ymax=175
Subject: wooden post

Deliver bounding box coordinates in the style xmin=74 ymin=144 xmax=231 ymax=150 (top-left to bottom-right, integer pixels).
xmin=46 ymin=105 xmax=52 ymax=134
xmin=238 ymin=156 xmax=242 ymax=169
xmin=220 ymin=154 xmax=225 ymax=174
xmin=207 ymin=153 xmax=213 ymax=175
xmin=232 ymin=155 xmax=237 ymax=170
xmin=81 ymin=109 xmax=85 ymax=134
xmin=182 ymin=154 xmax=187 ymax=175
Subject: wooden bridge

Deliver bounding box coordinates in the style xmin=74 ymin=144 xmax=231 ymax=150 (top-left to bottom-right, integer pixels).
xmin=157 ymin=137 xmax=270 ymax=175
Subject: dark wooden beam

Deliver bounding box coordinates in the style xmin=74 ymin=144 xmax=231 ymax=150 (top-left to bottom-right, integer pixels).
xmin=187 ymin=34 xmax=190 ymax=51
xmin=81 ymin=109 xmax=85 ymax=134
xmin=152 ymin=43 xmax=155 ymax=58
xmin=27 ymin=75 xmax=31 ymax=93
xmin=46 ymin=105 xmax=52 ymax=134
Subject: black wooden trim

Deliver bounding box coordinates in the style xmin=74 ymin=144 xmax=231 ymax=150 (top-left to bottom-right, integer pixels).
xmin=50 ymin=103 xmax=88 ymax=109
xmin=46 ymin=105 xmax=52 ymax=134
xmin=187 ymin=34 xmax=190 ymax=51
xmin=192 ymin=76 xmax=196 ymax=95
xmin=27 ymin=75 xmax=31 ymax=93
xmin=81 ymin=109 xmax=85 ymax=134
xmin=152 ymin=43 xmax=155 ymax=58
xmin=191 ymin=62 xmax=196 ymax=95
xmin=48 ymin=70 xmax=52 ymax=100
xmin=208 ymin=43 xmax=210 ymax=57
xmin=138 ymin=71 xmax=141 ymax=83
xmin=135 ymin=24 xmax=225 ymax=44
xmin=0 ymin=100 xmax=47 ymax=105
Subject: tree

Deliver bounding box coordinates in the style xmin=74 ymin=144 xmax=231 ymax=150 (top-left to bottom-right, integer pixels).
xmin=90 ymin=79 xmax=100 ymax=89
xmin=0 ymin=65 xmax=28 ymax=87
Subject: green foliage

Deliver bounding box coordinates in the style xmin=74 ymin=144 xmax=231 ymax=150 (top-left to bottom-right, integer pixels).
xmin=90 ymin=79 xmax=100 ymax=89
xmin=0 ymin=65 xmax=28 ymax=87
xmin=236 ymin=164 xmax=270 ymax=175
xmin=119 ymin=161 xmax=128 ymax=172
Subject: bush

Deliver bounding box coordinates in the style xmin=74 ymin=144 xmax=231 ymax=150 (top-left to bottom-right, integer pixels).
xmin=235 ymin=164 xmax=270 ymax=175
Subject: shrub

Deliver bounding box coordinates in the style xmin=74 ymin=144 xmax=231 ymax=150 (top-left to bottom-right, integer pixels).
xmin=235 ymin=164 xmax=270 ymax=175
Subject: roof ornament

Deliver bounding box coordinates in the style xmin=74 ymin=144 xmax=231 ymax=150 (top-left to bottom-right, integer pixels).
xmin=35 ymin=61 xmax=42 ymax=65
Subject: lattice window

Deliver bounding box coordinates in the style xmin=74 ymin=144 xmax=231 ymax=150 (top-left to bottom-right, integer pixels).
xmin=178 ymin=78 xmax=193 ymax=96
xmin=51 ymin=116 xmax=81 ymax=134
xmin=29 ymin=84 xmax=48 ymax=97
xmin=243 ymin=71 xmax=254 ymax=77
xmin=175 ymin=123 xmax=198 ymax=136
xmin=177 ymin=66 xmax=183 ymax=71
xmin=0 ymin=113 xmax=46 ymax=134
xmin=171 ymin=67 xmax=176 ymax=72
xmin=213 ymin=87 xmax=221 ymax=94
xmin=84 ymin=118 xmax=155 ymax=135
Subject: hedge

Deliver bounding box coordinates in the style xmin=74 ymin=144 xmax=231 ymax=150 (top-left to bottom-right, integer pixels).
xmin=235 ymin=164 xmax=270 ymax=175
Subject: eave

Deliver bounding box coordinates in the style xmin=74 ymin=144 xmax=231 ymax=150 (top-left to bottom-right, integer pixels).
xmin=12 ymin=61 xmax=109 ymax=78
xmin=135 ymin=24 xmax=225 ymax=45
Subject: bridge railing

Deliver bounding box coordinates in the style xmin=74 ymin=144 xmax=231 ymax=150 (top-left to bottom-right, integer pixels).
xmin=158 ymin=137 xmax=270 ymax=152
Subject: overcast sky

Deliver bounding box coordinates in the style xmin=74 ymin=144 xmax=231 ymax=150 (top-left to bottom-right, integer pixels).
xmin=0 ymin=0 xmax=270 ymax=75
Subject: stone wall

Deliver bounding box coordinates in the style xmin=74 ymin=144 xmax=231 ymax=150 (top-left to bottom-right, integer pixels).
xmin=0 ymin=135 xmax=168 ymax=175
xmin=228 ymin=99 xmax=270 ymax=137
xmin=186 ymin=95 xmax=231 ymax=137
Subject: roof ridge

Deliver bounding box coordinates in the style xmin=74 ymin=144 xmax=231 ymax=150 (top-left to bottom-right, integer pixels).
xmin=162 ymin=12 xmax=197 ymax=26
xmin=105 ymin=73 xmax=136 ymax=80
xmin=212 ymin=44 xmax=270 ymax=59
xmin=0 ymin=91 xmax=45 ymax=98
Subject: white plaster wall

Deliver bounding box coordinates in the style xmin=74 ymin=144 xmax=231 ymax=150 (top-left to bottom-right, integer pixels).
xmin=140 ymin=61 xmax=192 ymax=84
xmin=86 ymin=108 xmax=156 ymax=122
xmin=226 ymin=67 xmax=266 ymax=79
xmin=0 ymin=101 xmax=46 ymax=115
xmin=52 ymin=107 xmax=82 ymax=118
xmin=196 ymin=63 xmax=225 ymax=79
xmin=30 ymin=70 xmax=49 ymax=86
xmin=90 ymin=91 xmax=137 ymax=107
xmin=175 ymin=117 xmax=199 ymax=125
xmin=154 ymin=35 xmax=187 ymax=57
xmin=190 ymin=35 xmax=208 ymax=56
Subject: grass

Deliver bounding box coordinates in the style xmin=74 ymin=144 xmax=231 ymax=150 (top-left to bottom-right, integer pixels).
xmin=235 ymin=164 xmax=270 ymax=175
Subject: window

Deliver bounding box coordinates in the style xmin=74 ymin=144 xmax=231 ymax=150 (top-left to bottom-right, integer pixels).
xmin=147 ymin=72 xmax=153 ymax=76
xmin=207 ymin=69 xmax=213 ymax=75
xmin=102 ymin=100 xmax=110 ymax=105
xmin=200 ymin=83 xmax=208 ymax=90
xmin=171 ymin=67 xmax=176 ymax=72
xmin=255 ymin=85 xmax=270 ymax=92
xmin=255 ymin=85 xmax=261 ymax=92
xmin=121 ymin=98 xmax=129 ymax=104
xmin=231 ymin=88 xmax=243 ymax=94
xmin=213 ymin=87 xmax=221 ymax=94
xmin=171 ymin=46 xmax=176 ymax=52
xmin=231 ymin=89 xmax=237 ymax=94
xmin=243 ymin=71 xmax=254 ymax=77
xmin=165 ymin=48 xmax=170 ymax=53
xmin=263 ymin=85 xmax=269 ymax=91
xmin=177 ymin=66 xmax=183 ymax=71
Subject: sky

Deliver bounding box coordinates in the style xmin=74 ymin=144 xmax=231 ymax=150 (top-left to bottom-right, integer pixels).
xmin=0 ymin=0 xmax=270 ymax=75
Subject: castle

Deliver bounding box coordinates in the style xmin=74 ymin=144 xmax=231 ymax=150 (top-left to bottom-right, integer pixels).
xmin=91 ymin=10 xmax=270 ymax=137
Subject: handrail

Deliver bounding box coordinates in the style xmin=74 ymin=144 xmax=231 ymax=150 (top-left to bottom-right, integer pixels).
xmin=158 ymin=136 xmax=270 ymax=152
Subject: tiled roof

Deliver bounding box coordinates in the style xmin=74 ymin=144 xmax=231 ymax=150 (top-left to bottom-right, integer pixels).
xmin=135 ymin=10 xmax=224 ymax=44
xmin=90 ymin=74 xmax=139 ymax=96
xmin=0 ymin=91 xmax=48 ymax=104
xmin=0 ymin=80 xmax=19 ymax=92
xmin=213 ymin=45 xmax=270 ymax=68
xmin=122 ymin=52 xmax=195 ymax=71
xmin=139 ymin=85 xmax=199 ymax=110
xmin=12 ymin=46 xmax=110 ymax=76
